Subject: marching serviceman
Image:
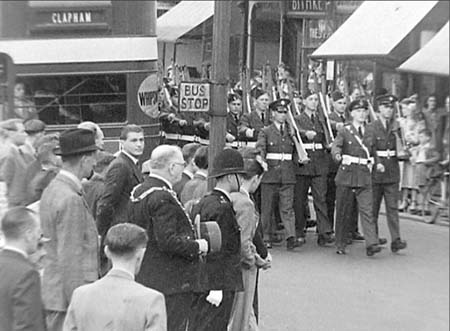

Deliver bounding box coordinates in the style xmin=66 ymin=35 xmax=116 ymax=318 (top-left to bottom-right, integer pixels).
xmin=293 ymin=90 xmax=334 ymax=246
xmin=328 ymin=91 xmax=363 ymax=242
xmin=128 ymin=145 xmax=209 ymax=331
xmin=189 ymin=149 xmax=246 ymax=331
xmin=226 ymin=93 xmax=242 ymax=143
xmin=364 ymin=94 xmax=407 ymax=253
xmin=255 ymin=98 xmax=298 ymax=250
xmin=238 ymin=88 xmax=271 ymax=144
xmin=331 ymin=99 xmax=381 ymax=256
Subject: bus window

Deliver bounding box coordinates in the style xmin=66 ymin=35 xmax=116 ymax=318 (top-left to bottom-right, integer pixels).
xmin=16 ymin=74 xmax=127 ymax=125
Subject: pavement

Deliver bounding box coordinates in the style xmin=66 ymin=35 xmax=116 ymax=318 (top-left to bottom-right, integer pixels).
xmin=258 ymin=214 xmax=449 ymax=331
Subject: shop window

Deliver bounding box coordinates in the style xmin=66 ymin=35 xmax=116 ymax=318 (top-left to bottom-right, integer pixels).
xmin=14 ymin=74 xmax=126 ymax=125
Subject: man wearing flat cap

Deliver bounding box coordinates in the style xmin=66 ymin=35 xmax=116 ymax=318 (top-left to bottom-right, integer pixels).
xmin=256 ymin=98 xmax=298 ymax=250
xmin=22 ymin=119 xmax=46 ymax=156
xmin=238 ymin=88 xmax=271 ymax=143
xmin=364 ymin=94 xmax=407 ymax=254
xmin=40 ymin=128 xmax=99 ymax=331
xmin=331 ymin=99 xmax=381 ymax=256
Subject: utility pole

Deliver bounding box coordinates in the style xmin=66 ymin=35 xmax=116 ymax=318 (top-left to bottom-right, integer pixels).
xmin=208 ymin=1 xmax=231 ymax=190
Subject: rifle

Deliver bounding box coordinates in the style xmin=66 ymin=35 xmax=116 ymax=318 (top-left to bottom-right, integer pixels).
xmin=285 ymin=78 xmax=309 ymax=164
xmin=264 ymin=62 xmax=278 ymax=102
xmin=358 ymin=82 xmax=377 ymax=123
xmin=318 ymin=91 xmax=335 ymax=143
xmin=393 ymin=100 xmax=410 ymax=161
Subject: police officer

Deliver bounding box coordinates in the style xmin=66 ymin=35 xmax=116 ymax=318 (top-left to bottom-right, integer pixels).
xmin=364 ymin=94 xmax=407 ymax=253
xmin=328 ymin=91 xmax=363 ymax=242
xmin=238 ymin=88 xmax=271 ymax=144
xmin=294 ymin=90 xmax=333 ymax=246
xmin=256 ymin=98 xmax=298 ymax=250
xmin=331 ymin=100 xmax=381 ymax=256
xmin=226 ymin=93 xmax=242 ymax=143
xmin=189 ymin=148 xmax=245 ymax=331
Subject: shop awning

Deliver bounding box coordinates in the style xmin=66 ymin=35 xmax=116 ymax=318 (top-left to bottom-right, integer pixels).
xmin=398 ymin=22 xmax=449 ymax=76
xmin=311 ymin=1 xmax=439 ymax=59
xmin=0 ymin=37 xmax=157 ymax=65
xmin=157 ymin=0 xmax=214 ymax=43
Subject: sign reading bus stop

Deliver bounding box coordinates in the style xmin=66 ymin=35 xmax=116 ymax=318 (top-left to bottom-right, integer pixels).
xmin=179 ymin=82 xmax=210 ymax=112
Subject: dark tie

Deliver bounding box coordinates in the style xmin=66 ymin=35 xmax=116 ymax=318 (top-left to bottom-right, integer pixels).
xmin=280 ymin=124 xmax=284 ymax=136
xmin=311 ymin=114 xmax=315 ymax=124
xmin=261 ymin=112 xmax=265 ymax=123
xmin=234 ymin=114 xmax=239 ymax=123
xmin=358 ymin=126 xmax=363 ymax=138
xmin=340 ymin=115 xmax=345 ymax=123
xmin=386 ymin=120 xmax=389 ymax=130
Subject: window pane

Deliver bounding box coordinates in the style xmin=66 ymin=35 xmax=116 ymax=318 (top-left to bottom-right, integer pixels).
xmin=14 ymin=74 xmax=126 ymax=124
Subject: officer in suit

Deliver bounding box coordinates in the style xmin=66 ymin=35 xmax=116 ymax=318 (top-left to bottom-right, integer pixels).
xmin=364 ymin=94 xmax=407 ymax=253
xmin=97 ymin=124 xmax=144 ymax=239
xmin=226 ymin=93 xmax=242 ymax=143
xmin=238 ymin=88 xmax=271 ymax=143
xmin=294 ymin=90 xmax=333 ymax=246
xmin=0 ymin=207 xmax=46 ymax=331
xmin=189 ymin=148 xmax=246 ymax=331
xmin=40 ymin=128 xmax=99 ymax=331
xmin=64 ymin=223 xmax=167 ymax=331
xmin=255 ymin=98 xmax=298 ymax=250
xmin=331 ymin=100 xmax=381 ymax=256
xmin=129 ymin=145 xmax=208 ymax=331
xmin=328 ymin=91 xmax=363 ymax=242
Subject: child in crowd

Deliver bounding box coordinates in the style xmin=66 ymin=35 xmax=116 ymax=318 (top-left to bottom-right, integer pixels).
xmin=410 ymin=129 xmax=440 ymax=215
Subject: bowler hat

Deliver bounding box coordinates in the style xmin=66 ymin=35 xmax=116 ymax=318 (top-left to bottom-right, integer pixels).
xmin=348 ymin=99 xmax=368 ymax=111
xmin=269 ymin=98 xmax=290 ymax=112
xmin=56 ymin=128 xmax=98 ymax=156
xmin=209 ymin=148 xmax=246 ymax=178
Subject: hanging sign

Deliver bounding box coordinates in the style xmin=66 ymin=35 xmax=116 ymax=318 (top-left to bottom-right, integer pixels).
xmin=137 ymin=74 xmax=159 ymax=118
xmin=179 ymin=82 xmax=210 ymax=112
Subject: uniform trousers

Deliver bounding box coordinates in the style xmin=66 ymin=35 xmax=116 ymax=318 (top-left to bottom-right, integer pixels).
xmin=189 ymin=291 xmax=235 ymax=331
xmin=294 ymin=175 xmax=332 ymax=237
xmin=260 ymin=183 xmax=296 ymax=240
xmin=165 ymin=292 xmax=194 ymax=331
xmin=335 ymin=185 xmax=378 ymax=249
xmin=372 ymin=182 xmax=401 ymax=241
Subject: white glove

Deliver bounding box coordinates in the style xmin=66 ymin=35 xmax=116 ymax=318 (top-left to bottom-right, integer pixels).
xmin=266 ymin=252 xmax=272 ymax=263
xmin=376 ymin=163 xmax=385 ymax=173
xmin=245 ymin=128 xmax=255 ymax=138
xmin=225 ymin=133 xmax=236 ymax=142
xmin=195 ymin=239 xmax=209 ymax=254
xmin=206 ymin=290 xmax=223 ymax=307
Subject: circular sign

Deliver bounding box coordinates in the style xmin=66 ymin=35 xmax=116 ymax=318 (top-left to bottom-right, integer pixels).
xmin=137 ymin=73 xmax=160 ymax=119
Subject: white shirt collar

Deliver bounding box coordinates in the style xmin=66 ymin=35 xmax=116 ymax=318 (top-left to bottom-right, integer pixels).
xmin=2 ymin=245 xmax=28 ymax=259
xmin=110 ymin=267 xmax=135 ymax=280
xmin=183 ymin=169 xmax=194 ymax=179
xmin=59 ymin=169 xmax=82 ymax=190
xmin=196 ymin=170 xmax=208 ymax=178
xmin=214 ymin=187 xmax=232 ymax=202
xmin=240 ymin=187 xmax=250 ymax=199
xmin=122 ymin=151 xmax=139 ymax=165
xmin=149 ymin=173 xmax=173 ymax=190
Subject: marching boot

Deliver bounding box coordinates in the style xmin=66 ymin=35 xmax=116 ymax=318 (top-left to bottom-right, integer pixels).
xmin=391 ymin=238 xmax=407 ymax=253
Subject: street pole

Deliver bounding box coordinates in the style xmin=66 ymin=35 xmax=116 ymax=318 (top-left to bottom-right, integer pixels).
xmin=208 ymin=1 xmax=231 ymax=190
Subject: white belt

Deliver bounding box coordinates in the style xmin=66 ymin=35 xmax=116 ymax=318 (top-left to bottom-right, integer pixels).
xmin=376 ymin=150 xmax=396 ymax=158
xmin=303 ymin=143 xmax=323 ymax=150
xmin=342 ymin=155 xmax=374 ymax=165
xmin=266 ymin=153 xmax=292 ymax=161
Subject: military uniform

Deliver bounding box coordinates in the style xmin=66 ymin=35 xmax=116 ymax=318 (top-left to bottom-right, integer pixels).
xmin=294 ymin=111 xmax=332 ymax=241
xmin=238 ymin=110 xmax=271 ymax=143
xmin=188 ymin=149 xmax=245 ymax=331
xmin=364 ymin=114 xmax=403 ymax=245
xmin=227 ymin=112 xmax=240 ymax=139
xmin=331 ymin=123 xmax=379 ymax=251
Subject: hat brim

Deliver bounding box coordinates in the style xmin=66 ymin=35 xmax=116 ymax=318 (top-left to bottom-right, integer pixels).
xmin=208 ymin=168 xmax=247 ymax=178
xmin=55 ymin=145 xmax=98 ymax=156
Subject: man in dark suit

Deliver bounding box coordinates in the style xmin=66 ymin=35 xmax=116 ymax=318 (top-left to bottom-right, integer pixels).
xmin=189 ymin=149 xmax=245 ymax=331
xmin=64 ymin=223 xmax=167 ymax=331
xmin=97 ymin=124 xmax=144 ymax=238
xmin=256 ymin=99 xmax=298 ymax=250
xmin=180 ymin=146 xmax=208 ymax=205
xmin=0 ymin=206 xmax=46 ymax=331
xmin=331 ymin=100 xmax=381 ymax=256
xmin=294 ymin=90 xmax=333 ymax=246
xmin=40 ymin=128 xmax=99 ymax=331
xmin=173 ymin=143 xmax=200 ymax=198
xmin=364 ymin=94 xmax=407 ymax=253
xmin=129 ymin=145 xmax=208 ymax=331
